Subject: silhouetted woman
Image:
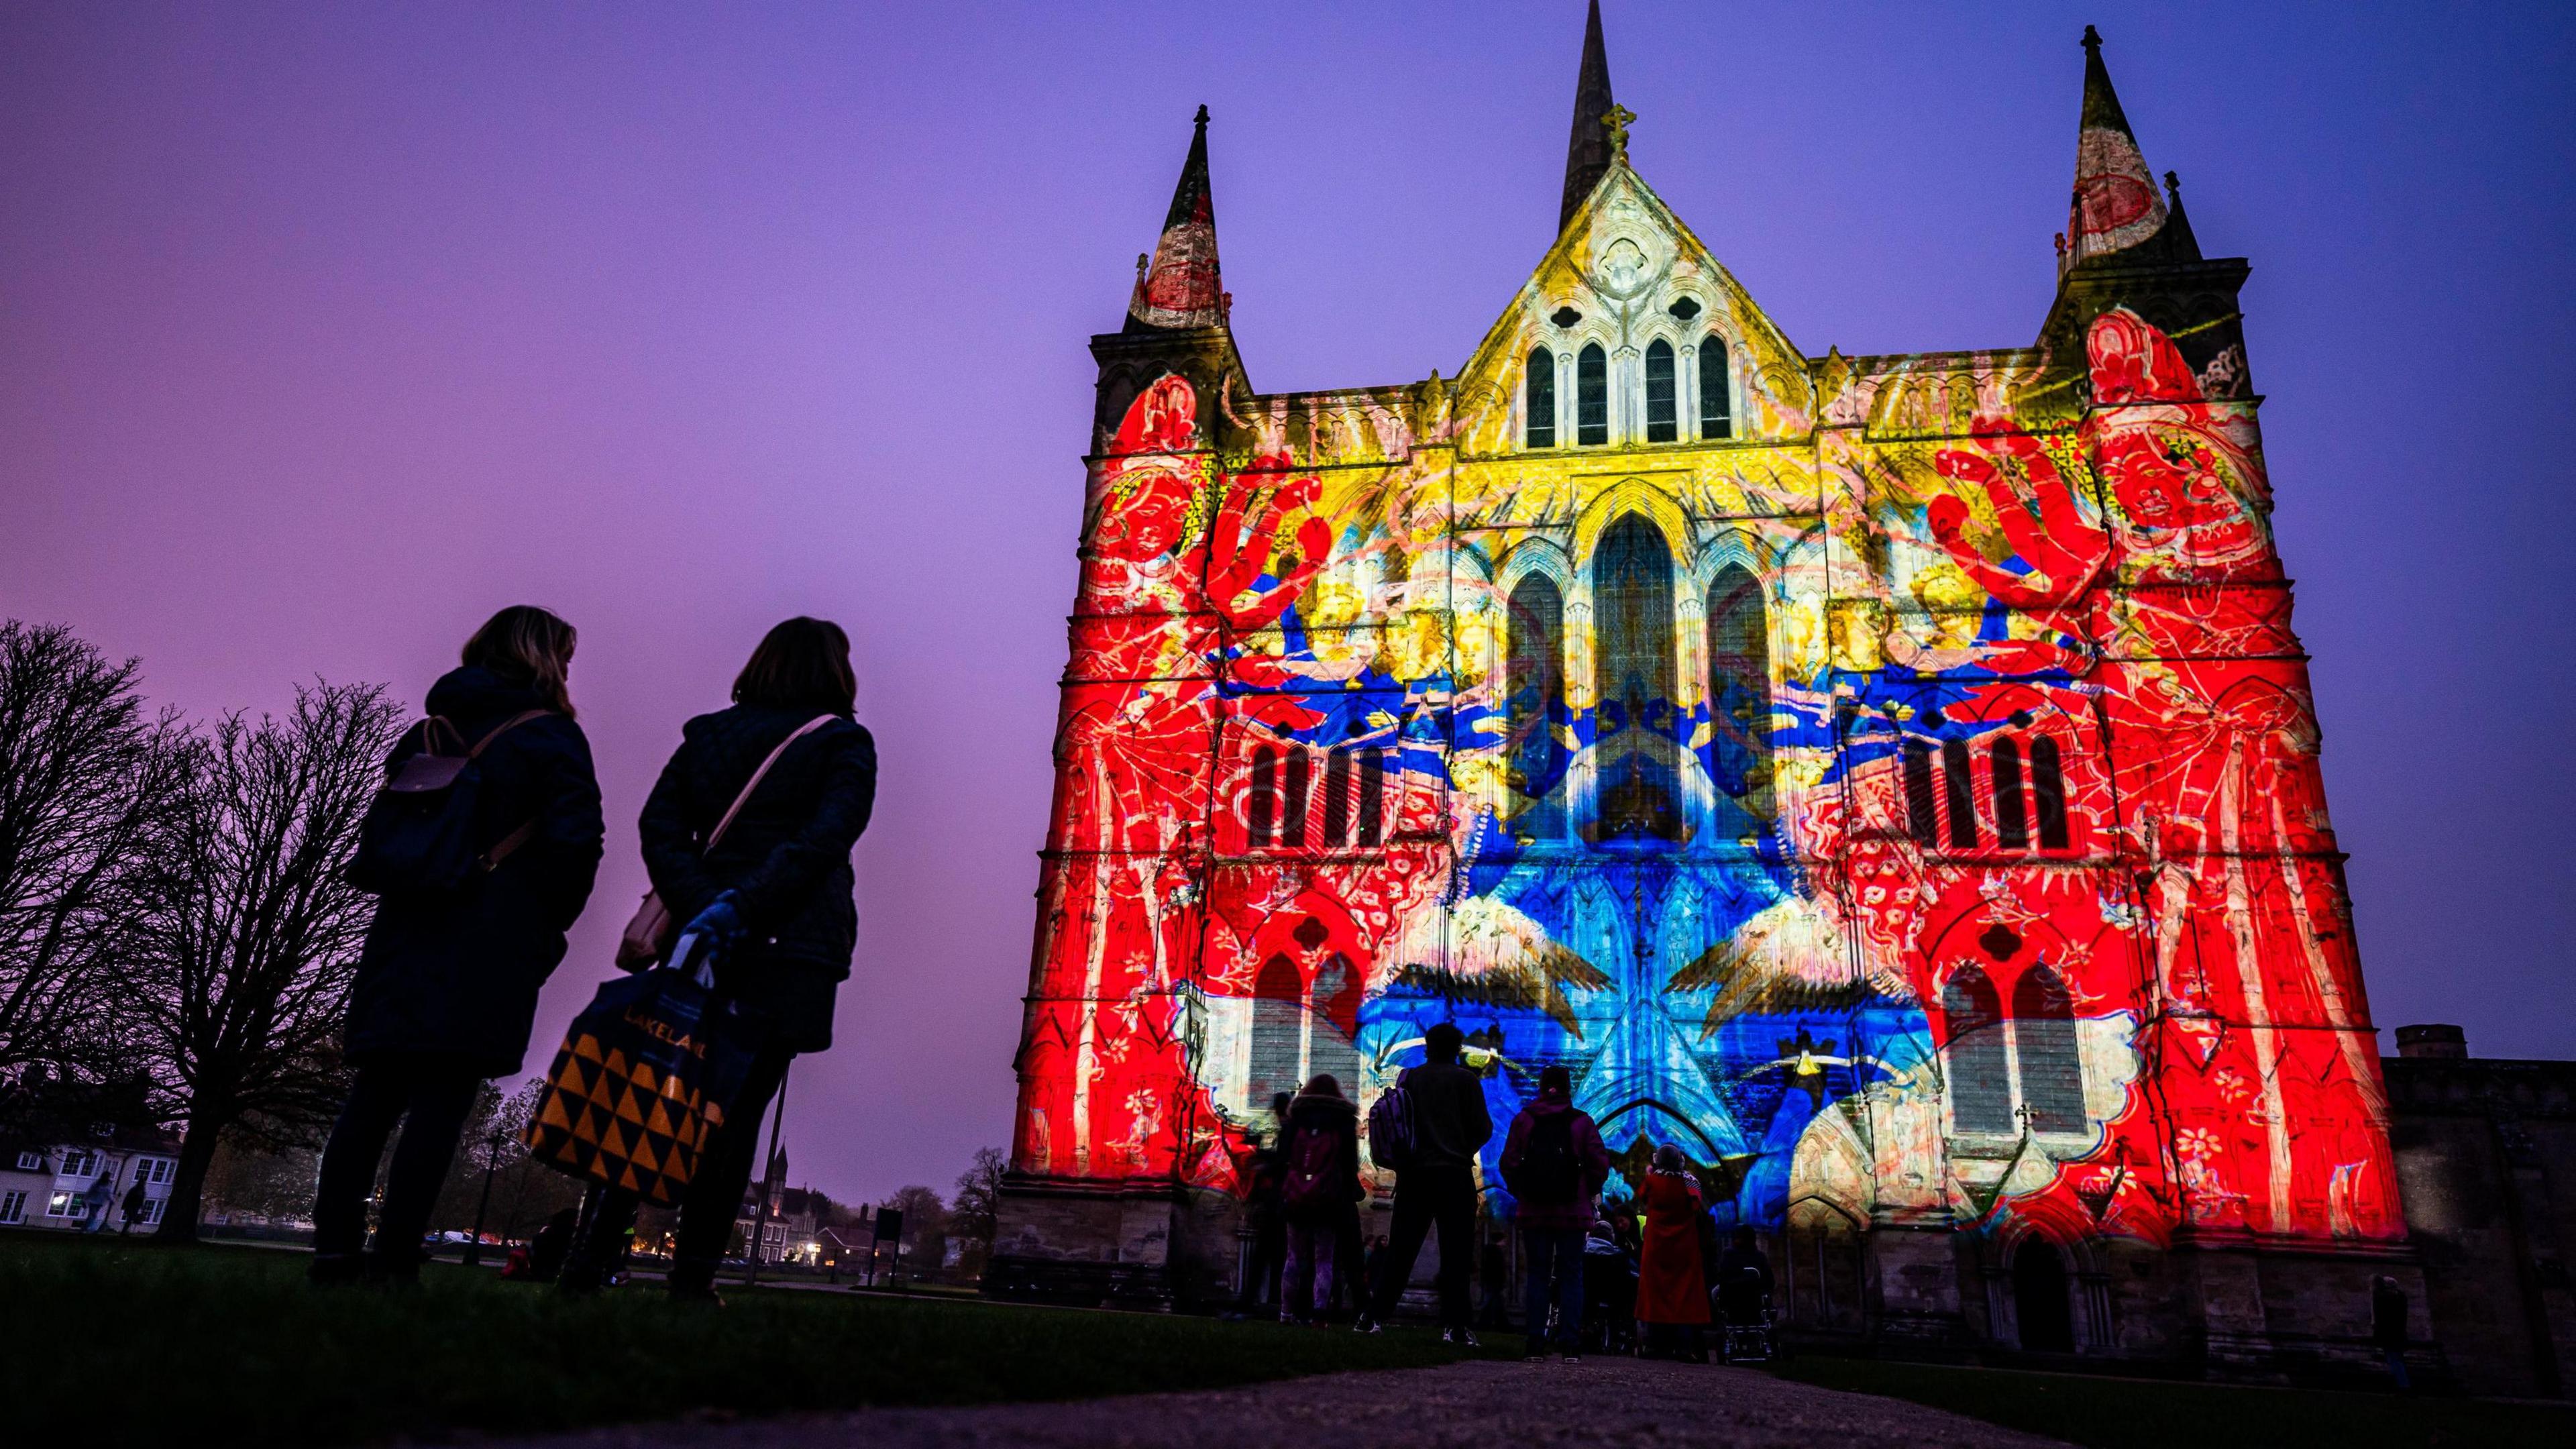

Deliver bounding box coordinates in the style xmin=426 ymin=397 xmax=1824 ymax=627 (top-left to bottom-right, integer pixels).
xmin=314 ymin=605 xmax=605 ymax=1285
xmin=563 ymin=616 xmax=876 ymax=1301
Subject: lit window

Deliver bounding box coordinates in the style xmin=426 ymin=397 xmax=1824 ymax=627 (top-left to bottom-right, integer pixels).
xmin=1943 ymin=967 xmax=2013 ymax=1134
xmin=1705 ymin=564 xmax=1772 ymax=833
xmin=2014 ymin=966 xmax=2087 ymax=1133
xmin=1644 ymin=339 xmax=1676 ymax=442
xmin=1700 ymin=334 xmax=1732 ymax=439
xmin=1505 ymin=574 xmax=1567 ymax=841
xmin=1525 ymin=347 xmax=1556 ymax=448
xmin=1248 ymin=955 xmax=1303 ymax=1108
xmin=1576 ymin=344 xmax=1608 ymax=445
xmin=46 ymin=1191 xmax=85 ymax=1219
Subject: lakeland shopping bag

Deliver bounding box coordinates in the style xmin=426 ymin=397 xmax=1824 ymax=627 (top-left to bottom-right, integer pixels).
xmin=522 ymin=937 xmax=751 ymax=1203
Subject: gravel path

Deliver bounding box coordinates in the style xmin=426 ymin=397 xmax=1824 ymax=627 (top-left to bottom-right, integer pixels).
xmin=490 ymin=1357 xmax=2070 ymax=1449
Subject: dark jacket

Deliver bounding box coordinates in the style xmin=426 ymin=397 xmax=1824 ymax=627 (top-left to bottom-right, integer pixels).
xmin=1278 ymin=1090 xmax=1362 ymax=1224
xmin=1499 ymin=1095 xmax=1612 ymax=1230
xmin=639 ymin=703 xmax=876 ymax=1053
xmin=2372 ymin=1279 xmax=2410 ymax=1349
xmin=347 ymin=667 xmax=605 ymax=1075
xmin=1397 ymin=1059 xmax=1492 ymax=1173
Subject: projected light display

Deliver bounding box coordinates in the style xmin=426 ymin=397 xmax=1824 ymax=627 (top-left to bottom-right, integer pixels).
xmin=1008 ymin=28 xmax=2398 ymax=1258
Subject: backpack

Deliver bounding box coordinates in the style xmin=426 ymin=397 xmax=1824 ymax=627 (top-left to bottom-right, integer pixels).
xmin=1366 ymin=1079 xmax=1415 ymax=1173
xmin=1279 ymin=1122 xmax=1341 ymax=1214
xmin=1505 ymin=1108 xmax=1580 ymax=1205
xmin=346 ymin=710 xmax=549 ymax=896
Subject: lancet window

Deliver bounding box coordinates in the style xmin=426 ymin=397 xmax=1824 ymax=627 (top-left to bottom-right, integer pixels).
xmin=1525 ymin=347 xmax=1556 ymax=449
xmin=1644 ymin=339 xmax=1678 ymax=442
xmin=1576 ymin=343 xmax=1609 ymax=445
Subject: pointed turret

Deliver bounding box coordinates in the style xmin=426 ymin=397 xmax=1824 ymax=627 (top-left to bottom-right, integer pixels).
xmin=2159 ymin=170 xmax=2202 ymax=260
xmin=1126 ymin=105 xmax=1225 ymax=333
xmin=2064 ymin=25 xmax=2169 ymax=267
xmin=1560 ymin=1 xmax=1617 ymax=233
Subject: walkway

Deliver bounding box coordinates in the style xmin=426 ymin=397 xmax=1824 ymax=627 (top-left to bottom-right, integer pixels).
xmin=496 ymin=1356 xmax=2070 ymax=1449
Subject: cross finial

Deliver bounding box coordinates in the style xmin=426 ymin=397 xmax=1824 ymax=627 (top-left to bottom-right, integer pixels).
xmin=1603 ymin=103 xmax=1636 ymax=160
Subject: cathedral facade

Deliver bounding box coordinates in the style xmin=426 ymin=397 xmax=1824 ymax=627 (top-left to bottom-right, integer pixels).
xmin=995 ymin=9 xmax=2411 ymax=1371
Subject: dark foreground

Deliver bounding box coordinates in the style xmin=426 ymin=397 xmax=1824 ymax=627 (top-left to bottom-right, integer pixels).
xmin=488 ymin=1357 xmax=2067 ymax=1449
xmin=0 ymin=1234 xmax=1460 ymax=1448
xmin=8 ymin=1234 xmax=2567 ymax=1449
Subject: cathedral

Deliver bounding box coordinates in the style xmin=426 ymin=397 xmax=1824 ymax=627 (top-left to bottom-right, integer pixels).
xmin=992 ymin=6 xmax=2413 ymax=1373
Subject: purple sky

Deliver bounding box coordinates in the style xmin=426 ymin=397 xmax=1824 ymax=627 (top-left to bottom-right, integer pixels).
xmin=5 ymin=3 xmax=2570 ymax=1205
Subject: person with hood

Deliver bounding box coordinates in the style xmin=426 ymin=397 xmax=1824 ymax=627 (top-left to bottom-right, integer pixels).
xmin=1275 ymin=1073 xmax=1361 ymax=1324
xmin=1357 ymin=1021 xmax=1493 ymax=1342
xmin=2372 ymin=1275 xmax=2412 ymax=1391
xmin=313 ymin=606 xmax=605 ymax=1286
xmin=1499 ymin=1064 xmax=1611 ymax=1359
xmin=1635 ymin=1144 xmax=1713 ymax=1359
xmin=560 ymin=616 xmax=875 ymax=1301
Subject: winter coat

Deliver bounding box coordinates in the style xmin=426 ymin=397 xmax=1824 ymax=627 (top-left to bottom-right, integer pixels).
xmin=1635 ymin=1171 xmax=1711 ymax=1324
xmin=1498 ymin=1095 xmax=1612 ymax=1230
xmin=1277 ymin=1090 xmax=1362 ymax=1226
xmin=2372 ymin=1280 xmax=2410 ymax=1349
xmin=346 ymin=667 xmax=606 ymax=1076
xmin=1395 ymin=1059 xmax=1493 ymax=1173
xmin=638 ymin=703 xmax=876 ymax=1053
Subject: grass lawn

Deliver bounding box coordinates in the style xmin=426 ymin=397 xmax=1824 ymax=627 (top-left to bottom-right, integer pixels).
xmin=1 ymin=1233 xmax=1464 ymax=1448
xmin=1775 ymin=1354 xmax=2575 ymax=1449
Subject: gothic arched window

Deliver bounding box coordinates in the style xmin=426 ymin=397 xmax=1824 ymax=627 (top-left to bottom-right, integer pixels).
xmin=1644 ymin=339 xmax=1677 ymax=442
xmin=1992 ymin=737 xmax=2029 ymax=850
xmin=1700 ymin=334 xmax=1733 ymax=439
xmin=1941 ymin=738 xmax=1979 ymax=848
xmin=1901 ymin=739 xmax=1940 ymax=845
xmin=1591 ymin=515 xmax=1681 ymax=843
xmin=1281 ymin=749 xmax=1311 ymax=849
xmin=1943 ymin=965 xmax=2013 ymax=1134
xmin=1321 ymin=749 xmax=1352 ymax=847
xmin=1248 ymin=745 xmax=1278 ymax=847
xmin=1356 ymin=748 xmax=1385 ymax=848
xmin=1506 ymin=573 xmax=1568 ymax=840
xmin=1248 ymin=955 xmax=1304 ymax=1109
xmin=2014 ymin=965 xmax=2087 ymax=1132
xmin=1576 ymin=343 xmax=1609 ymax=446
xmin=1705 ymin=563 xmax=1772 ymax=834
xmin=1525 ymin=347 xmax=1556 ymax=449
xmin=2031 ymin=735 xmax=2071 ymax=849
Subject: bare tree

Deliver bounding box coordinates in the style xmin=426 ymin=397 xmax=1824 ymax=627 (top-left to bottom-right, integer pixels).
xmin=949 ymin=1146 xmax=1007 ymax=1280
xmin=123 ymin=682 xmax=402 ymax=1241
xmin=0 ymin=622 xmax=186 ymax=1091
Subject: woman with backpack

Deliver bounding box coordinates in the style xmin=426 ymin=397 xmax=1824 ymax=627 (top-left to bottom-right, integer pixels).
xmin=1275 ymin=1073 xmax=1361 ymax=1324
xmin=1499 ymin=1064 xmax=1610 ymax=1358
xmin=314 ymin=605 xmax=605 ymax=1286
xmin=560 ymin=616 xmax=876 ymax=1301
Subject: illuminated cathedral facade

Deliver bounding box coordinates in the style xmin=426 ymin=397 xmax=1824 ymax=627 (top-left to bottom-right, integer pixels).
xmin=994 ymin=9 xmax=2413 ymax=1368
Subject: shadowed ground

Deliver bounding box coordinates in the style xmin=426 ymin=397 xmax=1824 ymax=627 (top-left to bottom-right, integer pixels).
xmin=488 ymin=1358 xmax=2072 ymax=1449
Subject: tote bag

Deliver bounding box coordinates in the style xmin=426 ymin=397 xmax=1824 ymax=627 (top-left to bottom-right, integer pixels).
xmin=522 ymin=938 xmax=754 ymax=1203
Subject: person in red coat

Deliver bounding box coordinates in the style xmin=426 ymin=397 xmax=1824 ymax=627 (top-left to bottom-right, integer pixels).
xmin=1634 ymin=1144 xmax=1711 ymax=1359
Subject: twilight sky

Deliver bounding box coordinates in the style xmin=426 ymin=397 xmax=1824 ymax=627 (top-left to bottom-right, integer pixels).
xmin=4 ymin=1 xmax=2570 ymax=1205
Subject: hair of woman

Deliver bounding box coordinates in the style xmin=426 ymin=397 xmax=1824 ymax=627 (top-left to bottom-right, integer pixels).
xmin=732 ymin=616 xmax=857 ymax=714
xmin=1302 ymin=1073 xmax=1343 ymax=1099
xmin=462 ymin=605 xmax=578 ymax=718
xmin=1652 ymin=1142 xmax=1686 ymax=1173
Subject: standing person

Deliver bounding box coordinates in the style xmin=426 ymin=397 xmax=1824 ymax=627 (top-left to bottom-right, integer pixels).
xmin=2372 ymin=1275 xmax=2412 ymax=1391
xmin=560 ymin=617 xmax=877 ymax=1301
xmin=1275 ymin=1073 xmax=1360 ymax=1324
xmin=119 ymin=1176 xmax=149 ymax=1234
xmin=313 ymin=606 xmax=604 ymax=1287
xmin=1356 ymin=1021 xmax=1492 ymax=1342
xmin=1500 ymin=1064 xmax=1611 ymax=1360
xmin=1634 ymin=1144 xmax=1711 ymax=1359
xmin=1234 ymin=1092 xmax=1291 ymax=1316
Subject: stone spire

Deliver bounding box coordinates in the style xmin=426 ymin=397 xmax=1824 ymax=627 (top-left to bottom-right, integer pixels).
xmin=1559 ymin=0 xmax=1617 ymax=233
xmin=1126 ymin=105 xmax=1226 ymax=332
xmin=2064 ymin=25 xmax=2170 ymax=267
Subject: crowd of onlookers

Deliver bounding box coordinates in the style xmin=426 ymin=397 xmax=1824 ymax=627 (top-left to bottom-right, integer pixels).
xmin=1234 ymin=1022 xmax=1772 ymax=1362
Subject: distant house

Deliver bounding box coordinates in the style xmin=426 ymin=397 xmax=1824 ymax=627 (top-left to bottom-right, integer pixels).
xmin=0 ymin=1122 xmax=182 ymax=1233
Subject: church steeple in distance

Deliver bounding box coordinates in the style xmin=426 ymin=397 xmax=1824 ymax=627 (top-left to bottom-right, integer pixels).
xmin=1126 ymin=105 xmax=1226 ymax=332
xmin=2065 ymin=25 xmax=2171 ymax=266
xmin=1559 ymin=0 xmax=1616 ymax=233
